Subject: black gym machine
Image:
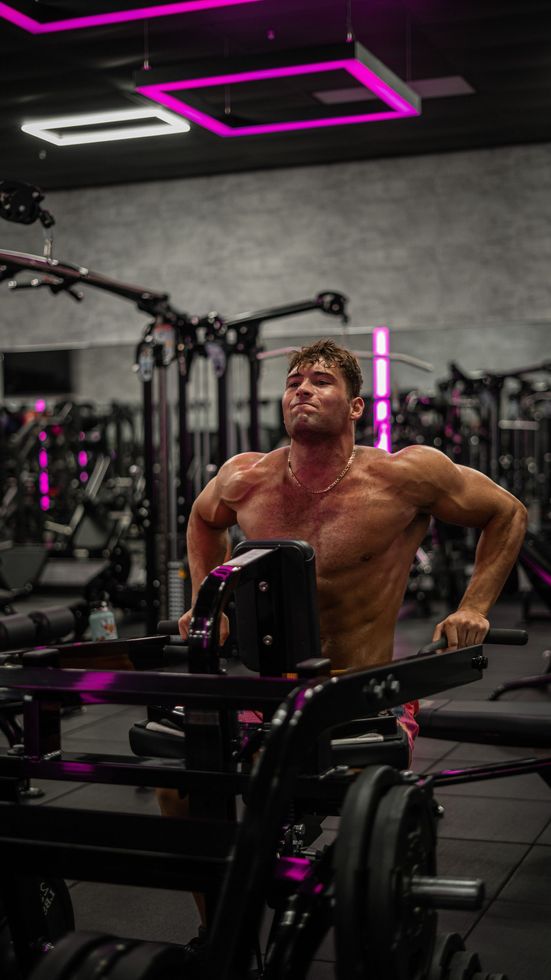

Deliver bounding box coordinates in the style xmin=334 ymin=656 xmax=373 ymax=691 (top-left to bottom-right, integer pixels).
xmin=1 ymin=187 xmax=349 ymax=630
xmin=0 ymin=539 xmax=536 ymax=980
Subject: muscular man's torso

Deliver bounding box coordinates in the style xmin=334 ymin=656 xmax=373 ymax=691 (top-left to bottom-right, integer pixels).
xmin=221 ymin=446 xmax=430 ymax=669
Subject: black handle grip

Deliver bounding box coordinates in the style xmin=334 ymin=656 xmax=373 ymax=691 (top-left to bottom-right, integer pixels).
xmin=157 ymin=620 xmax=181 ymax=636
xmin=417 ymin=628 xmax=528 ymax=656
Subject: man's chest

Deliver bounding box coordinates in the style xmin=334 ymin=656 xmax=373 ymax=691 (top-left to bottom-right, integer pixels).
xmin=234 ymin=482 xmax=420 ymax=573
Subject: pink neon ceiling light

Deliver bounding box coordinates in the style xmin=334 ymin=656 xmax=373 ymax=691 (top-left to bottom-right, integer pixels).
xmin=136 ymin=43 xmax=420 ymax=137
xmin=0 ymin=1 xmax=260 ymax=34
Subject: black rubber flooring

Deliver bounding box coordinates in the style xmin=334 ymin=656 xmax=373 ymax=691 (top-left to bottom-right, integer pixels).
xmin=11 ymin=596 xmax=551 ymax=979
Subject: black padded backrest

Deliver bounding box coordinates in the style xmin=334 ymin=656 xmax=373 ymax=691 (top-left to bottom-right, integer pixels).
xmin=0 ymin=543 xmax=47 ymax=591
xmin=232 ymin=539 xmax=321 ymax=675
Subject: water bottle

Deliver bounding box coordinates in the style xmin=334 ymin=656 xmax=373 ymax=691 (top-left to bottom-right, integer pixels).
xmin=89 ymin=595 xmax=118 ymax=642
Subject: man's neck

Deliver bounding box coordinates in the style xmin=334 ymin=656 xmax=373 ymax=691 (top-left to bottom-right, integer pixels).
xmin=289 ymin=436 xmax=356 ymax=479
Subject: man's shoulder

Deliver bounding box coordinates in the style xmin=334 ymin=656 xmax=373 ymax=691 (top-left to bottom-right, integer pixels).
xmin=358 ymin=443 xmax=455 ymax=489
xmin=217 ymin=448 xmax=286 ymax=501
xmin=221 ymin=447 xmax=285 ymax=477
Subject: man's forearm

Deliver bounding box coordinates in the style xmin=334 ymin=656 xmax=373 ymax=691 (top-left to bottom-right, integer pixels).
xmin=187 ymin=507 xmax=230 ymax=604
xmin=458 ymin=501 xmax=527 ymax=616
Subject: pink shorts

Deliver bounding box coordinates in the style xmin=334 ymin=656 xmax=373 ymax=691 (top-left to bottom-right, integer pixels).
xmin=390 ymin=700 xmax=420 ymax=764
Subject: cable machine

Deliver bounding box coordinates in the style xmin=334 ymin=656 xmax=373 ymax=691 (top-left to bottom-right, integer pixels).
xmin=0 ymin=203 xmax=348 ymax=629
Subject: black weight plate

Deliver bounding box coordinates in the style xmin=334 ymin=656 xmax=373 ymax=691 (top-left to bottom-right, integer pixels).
xmin=39 ymin=879 xmax=75 ymax=941
xmin=107 ymin=940 xmax=191 ymax=980
xmin=0 ymin=913 xmax=18 ymax=980
xmin=428 ymin=932 xmax=465 ymax=980
xmin=366 ymin=782 xmax=438 ymax=980
xmin=72 ymin=937 xmax=136 ymax=980
xmin=448 ymin=950 xmax=482 ymax=980
xmin=334 ymin=765 xmax=401 ymax=980
xmin=31 ymin=932 xmax=114 ymax=980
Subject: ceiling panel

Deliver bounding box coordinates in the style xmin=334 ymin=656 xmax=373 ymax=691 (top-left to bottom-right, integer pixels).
xmin=1 ymin=0 xmax=551 ymax=189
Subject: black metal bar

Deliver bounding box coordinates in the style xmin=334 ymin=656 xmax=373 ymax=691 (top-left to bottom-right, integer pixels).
xmin=177 ymin=345 xmax=194 ymax=533
xmin=0 ymin=752 xmax=248 ymax=793
xmin=142 ymin=375 xmax=159 ymax=634
xmin=248 ymin=348 xmax=261 ymax=452
xmin=217 ymin=368 xmax=229 ymax=467
xmin=0 ymin=646 xmax=484 ymax=710
xmin=0 ymin=841 xmax=230 ymax=895
xmin=0 ymin=249 xmax=169 ymax=316
xmin=0 ymin=665 xmax=298 ymax=706
xmin=156 ymin=360 xmax=171 ymax=619
xmin=429 ymin=756 xmax=551 ymax=787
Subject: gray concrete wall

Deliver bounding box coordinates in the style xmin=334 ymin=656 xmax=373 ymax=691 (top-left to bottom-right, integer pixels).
xmin=1 ymin=141 xmax=550 ymax=403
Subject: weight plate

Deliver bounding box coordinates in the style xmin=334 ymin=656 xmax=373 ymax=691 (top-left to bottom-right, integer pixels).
xmin=365 ymin=782 xmax=438 ymax=980
xmin=107 ymin=940 xmax=192 ymax=980
xmin=31 ymin=932 xmax=113 ymax=980
xmin=0 ymin=879 xmax=75 ymax=980
xmin=0 ymin=914 xmax=18 ymax=980
xmin=73 ymin=937 xmax=136 ymax=980
xmin=39 ymin=879 xmax=75 ymax=941
xmin=448 ymin=949 xmax=482 ymax=980
xmin=334 ymin=765 xmax=401 ymax=980
xmin=428 ymin=932 xmax=465 ymax=980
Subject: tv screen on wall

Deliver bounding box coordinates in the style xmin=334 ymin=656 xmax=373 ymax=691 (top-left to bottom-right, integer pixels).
xmin=2 ymin=350 xmax=73 ymax=397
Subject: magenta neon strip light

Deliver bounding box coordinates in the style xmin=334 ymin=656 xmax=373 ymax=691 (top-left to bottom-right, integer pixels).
xmin=0 ymin=1 xmax=260 ymax=34
xmin=373 ymin=326 xmax=391 ymax=453
xmin=35 ymin=399 xmax=51 ymax=511
xmin=137 ymin=58 xmax=420 ymax=137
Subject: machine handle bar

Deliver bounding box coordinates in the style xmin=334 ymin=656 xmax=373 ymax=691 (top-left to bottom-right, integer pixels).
xmin=157 ymin=620 xmax=181 ymax=636
xmin=417 ymin=628 xmax=528 ymax=656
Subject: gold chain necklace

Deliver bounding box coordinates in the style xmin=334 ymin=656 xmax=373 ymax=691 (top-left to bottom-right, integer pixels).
xmin=287 ymin=447 xmax=357 ymax=494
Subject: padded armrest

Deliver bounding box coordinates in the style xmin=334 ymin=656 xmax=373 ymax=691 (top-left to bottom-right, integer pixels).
xmin=417 ymin=699 xmax=551 ymax=747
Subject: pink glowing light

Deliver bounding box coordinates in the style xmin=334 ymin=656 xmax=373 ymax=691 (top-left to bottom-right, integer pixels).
xmin=60 ymin=761 xmax=95 ymax=775
xmin=34 ymin=398 xmax=46 ymax=413
xmin=373 ymin=326 xmax=391 ymax=453
xmin=0 ymin=1 xmax=260 ymax=34
xmin=77 ymin=450 xmax=88 ymax=467
xmin=38 ymin=449 xmax=48 ymax=468
xmin=38 ymin=431 xmax=47 ymax=442
xmin=40 ymin=495 xmax=50 ymax=511
xmin=80 ymin=472 xmax=89 ymax=483
xmin=39 ymin=472 xmax=49 ymax=494
xmin=522 ymin=554 xmax=551 ymax=588
xmin=375 ymin=400 xmax=387 ymax=422
xmin=72 ymin=671 xmax=117 ymax=691
xmin=137 ymin=54 xmax=420 ymax=137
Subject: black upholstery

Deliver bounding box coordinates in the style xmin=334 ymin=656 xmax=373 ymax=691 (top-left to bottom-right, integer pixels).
xmin=417 ymin=699 xmax=551 ymax=747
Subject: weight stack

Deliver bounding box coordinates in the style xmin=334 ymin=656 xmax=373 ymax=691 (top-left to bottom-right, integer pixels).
xmin=167 ymin=561 xmax=186 ymax=632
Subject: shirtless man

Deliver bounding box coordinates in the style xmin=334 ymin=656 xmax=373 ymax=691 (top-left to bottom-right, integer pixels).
xmin=178 ymin=339 xmax=527 ymax=672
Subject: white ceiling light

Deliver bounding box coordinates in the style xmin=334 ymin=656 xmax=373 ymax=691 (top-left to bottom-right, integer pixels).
xmin=21 ymin=107 xmax=190 ymax=146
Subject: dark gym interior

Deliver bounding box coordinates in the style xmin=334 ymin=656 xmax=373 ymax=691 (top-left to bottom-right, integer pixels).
xmin=0 ymin=3 xmax=550 ymax=980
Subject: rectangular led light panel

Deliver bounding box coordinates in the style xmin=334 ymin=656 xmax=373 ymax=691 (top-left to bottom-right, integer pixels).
xmin=21 ymin=107 xmax=190 ymax=146
xmin=0 ymin=1 xmax=260 ymax=33
xmin=136 ymin=42 xmax=420 ymax=137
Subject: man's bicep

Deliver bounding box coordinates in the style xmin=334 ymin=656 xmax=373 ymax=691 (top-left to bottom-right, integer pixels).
xmin=430 ymin=464 xmax=512 ymax=528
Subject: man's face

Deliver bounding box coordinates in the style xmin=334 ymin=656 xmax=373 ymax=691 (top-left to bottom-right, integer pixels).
xmin=282 ymin=359 xmax=363 ymax=440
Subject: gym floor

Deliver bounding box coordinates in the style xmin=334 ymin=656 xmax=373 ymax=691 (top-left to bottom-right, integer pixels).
xmin=22 ymin=597 xmax=551 ymax=980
